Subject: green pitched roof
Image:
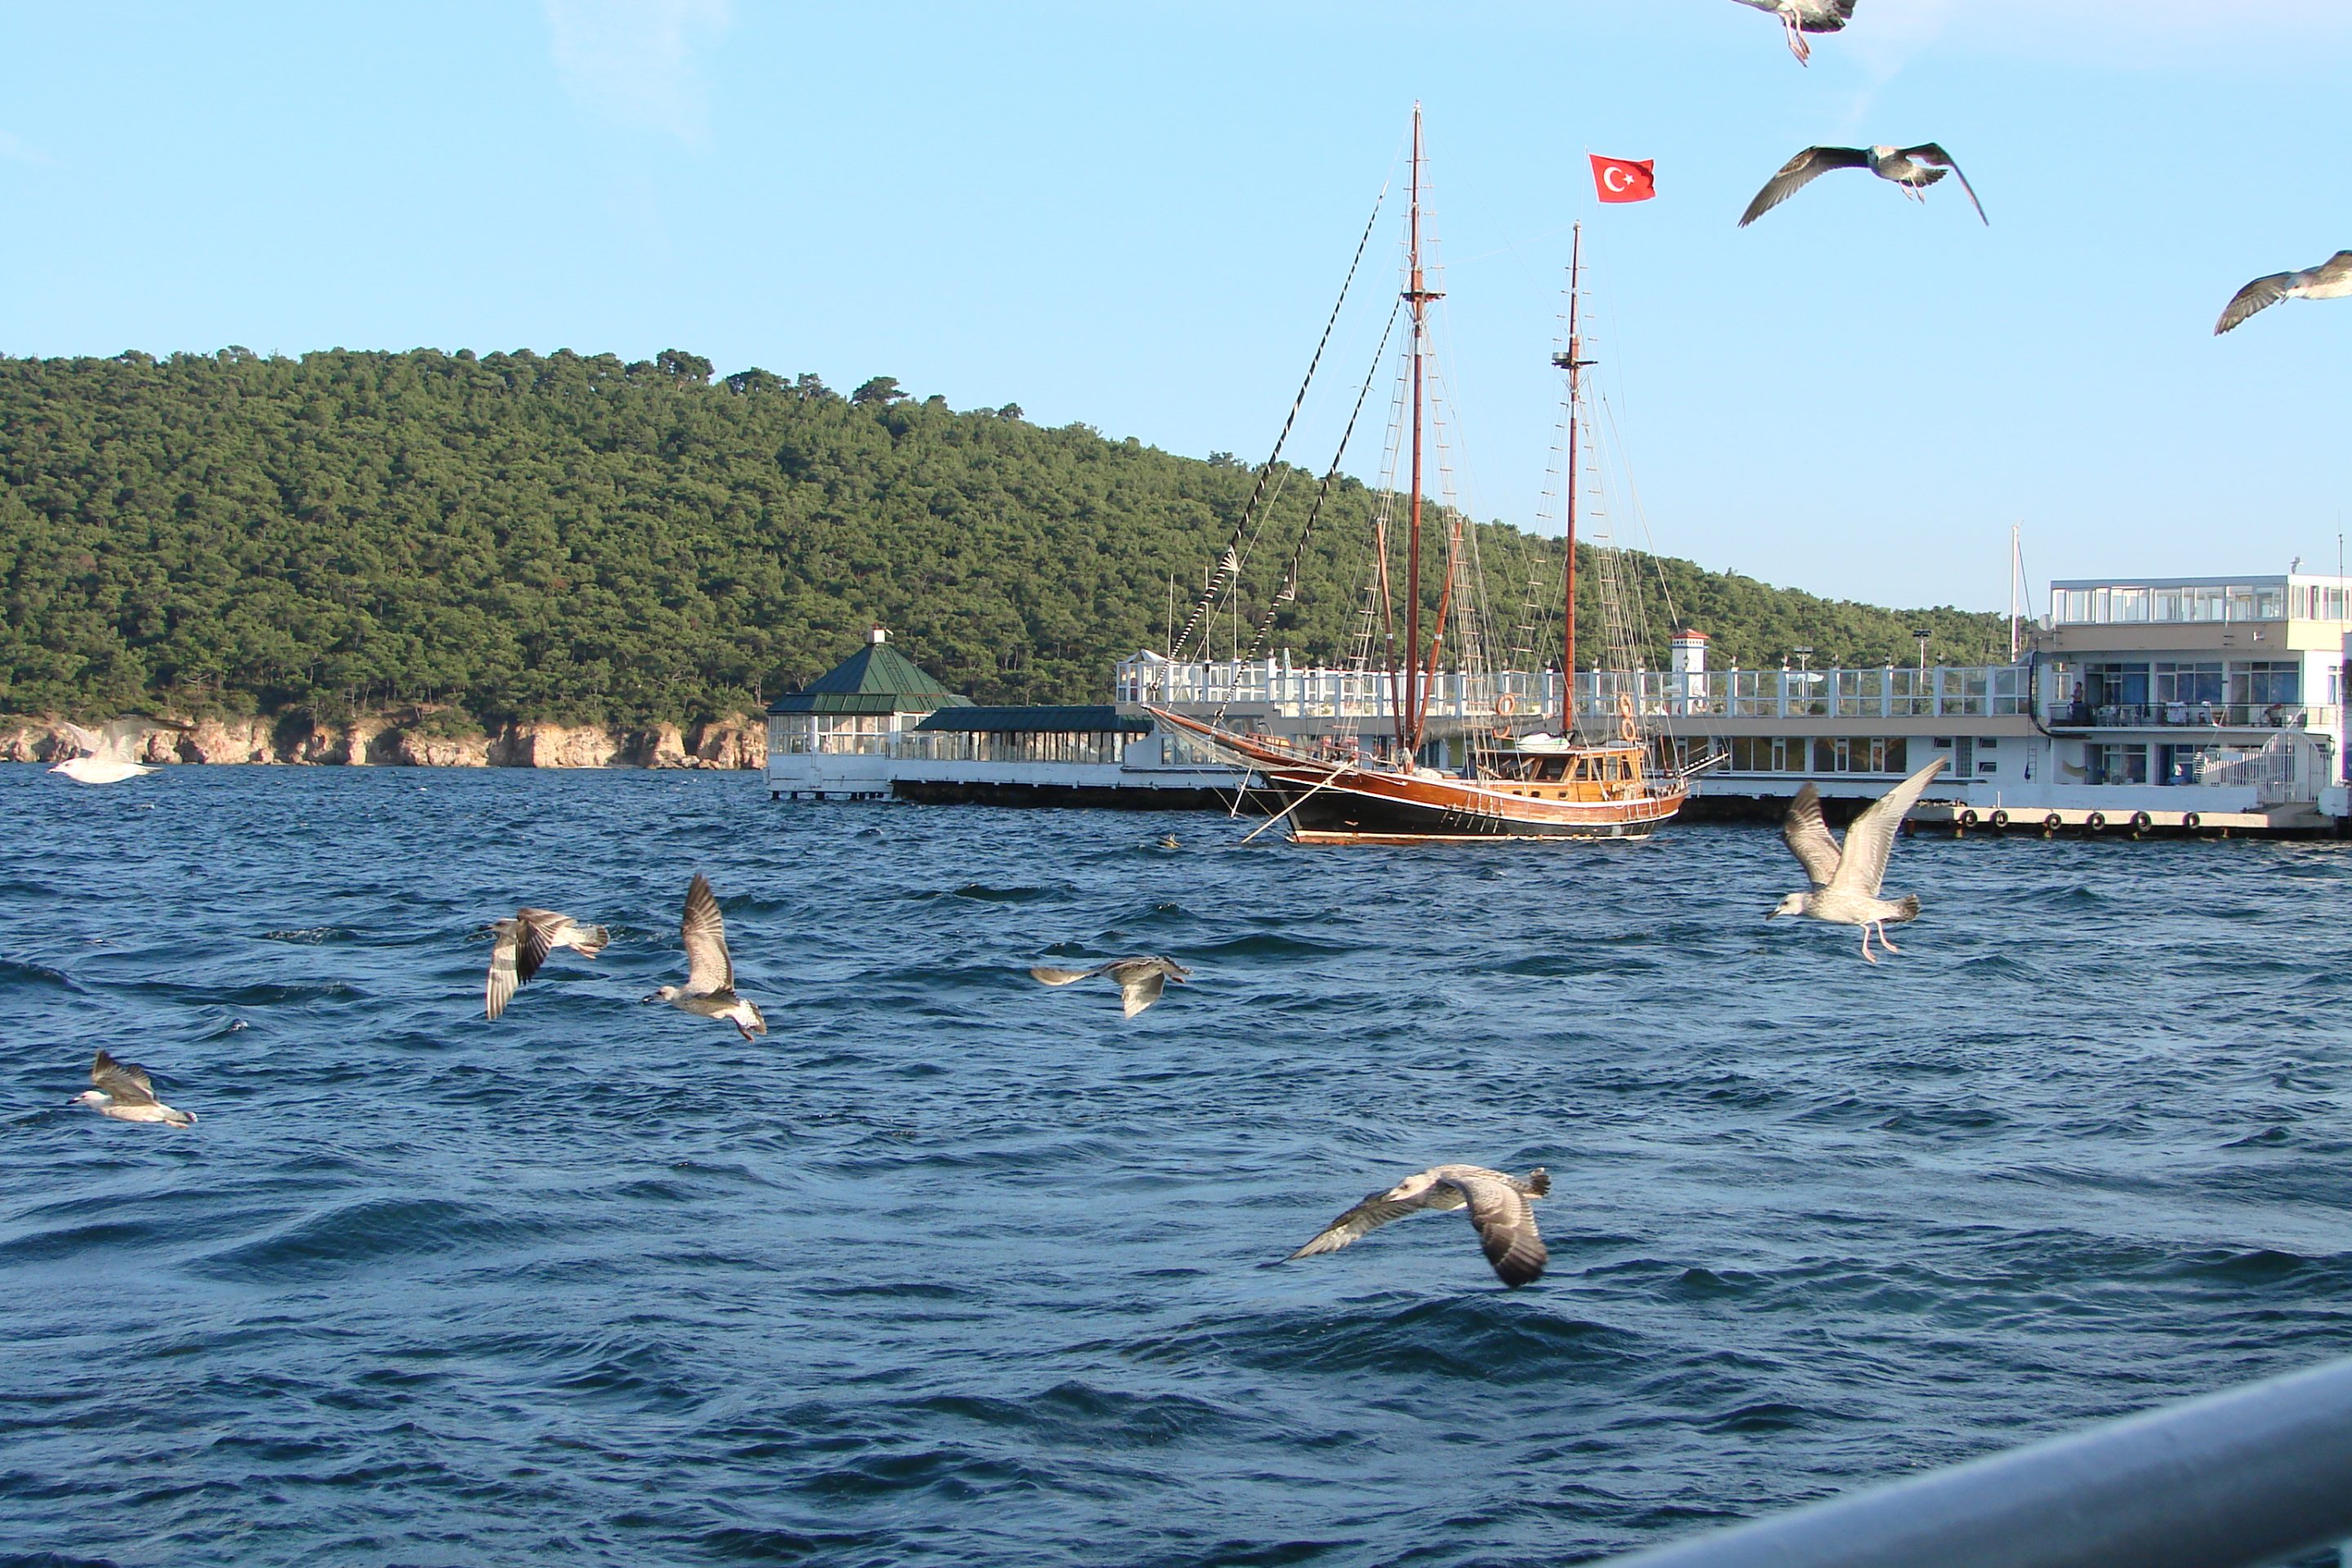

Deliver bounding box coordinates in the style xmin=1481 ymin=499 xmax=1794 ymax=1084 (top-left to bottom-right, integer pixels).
xmin=767 ymin=636 xmax=973 ymax=715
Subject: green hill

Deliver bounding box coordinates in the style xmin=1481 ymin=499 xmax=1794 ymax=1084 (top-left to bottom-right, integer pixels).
xmin=0 ymin=347 xmax=2004 ymax=724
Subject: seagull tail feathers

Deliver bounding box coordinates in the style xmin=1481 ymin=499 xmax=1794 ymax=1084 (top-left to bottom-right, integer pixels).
xmin=1892 ymin=894 xmax=1922 ymax=922
xmin=1524 ymin=1168 xmax=1551 ymax=1198
xmin=575 ymin=926 xmax=611 ymax=960
xmin=1029 ymin=966 xmax=1091 ymax=987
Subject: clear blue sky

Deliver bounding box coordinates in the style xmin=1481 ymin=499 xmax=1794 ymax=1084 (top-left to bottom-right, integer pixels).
xmin=4 ymin=2 xmax=2349 ymax=614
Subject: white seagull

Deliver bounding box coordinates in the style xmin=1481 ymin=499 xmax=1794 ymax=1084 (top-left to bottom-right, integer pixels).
xmin=2214 ymin=252 xmax=2352 ymax=335
xmin=73 ymin=1050 xmax=197 ymax=1126
xmin=647 ymin=873 xmax=766 ymax=1040
xmin=47 ymin=722 xmax=158 ymax=785
xmin=485 ymin=907 xmax=611 ymax=1020
xmin=1740 ymin=144 xmax=1987 ymax=228
xmin=1730 ymin=0 xmax=1857 ymax=65
xmin=1029 ymin=956 xmax=1192 ymax=1018
xmin=1769 ymin=756 xmax=1949 ymax=964
xmin=1288 ymin=1165 xmax=1551 ymax=1288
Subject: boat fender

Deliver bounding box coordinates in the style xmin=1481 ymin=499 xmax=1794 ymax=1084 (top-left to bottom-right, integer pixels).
xmin=2042 ymin=813 xmax=2063 ymax=831
xmin=1958 ymin=808 xmax=1978 ymax=827
xmin=2086 ymin=810 xmax=2107 ymax=831
xmin=2182 ymin=811 xmax=2202 ymax=831
xmin=2130 ymin=810 xmax=2153 ymax=832
xmin=1989 ymin=808 xmax=2009 ymax=829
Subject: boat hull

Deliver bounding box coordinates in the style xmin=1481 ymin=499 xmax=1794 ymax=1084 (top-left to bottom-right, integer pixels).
xmin=1266 ymin=768 xmax=1684 ymax=844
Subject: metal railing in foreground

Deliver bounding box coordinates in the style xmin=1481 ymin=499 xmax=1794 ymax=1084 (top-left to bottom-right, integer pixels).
xmin=1601 ymin=1355 xmax=2352 ymax=1568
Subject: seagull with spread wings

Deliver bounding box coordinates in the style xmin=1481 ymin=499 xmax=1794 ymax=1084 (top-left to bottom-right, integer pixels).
xmin=1288 ymin=1165 xmax=1551 ymax=1288
xmin=1028 ymin=956 xmax=1192 ymax=1018
xmin=647 ymin=873 xmax=767 ymax=1040
xmin=2214 ymin=252 xmax=2352 ymax=335
xmin=47 ymin=721 xmax=160 ymax=785
xmin=72 ymin=1050 xmax=197 ymax=1126
xmin=485 ymin=907 xmax=611 ymax=1020
xmin=1740 ymin=144 xmax=1987 ymax=228
xmin=1729 ymin=0 xmax=1856 ymax=65
xmin=1769 ymin=756 xmax=1949 ymax=964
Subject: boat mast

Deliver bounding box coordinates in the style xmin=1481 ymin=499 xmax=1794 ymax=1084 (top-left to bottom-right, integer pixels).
xmin=1401 ymin=105 xmax=1442 ymax=759
xmin=1552 ymin=224 xmax=1591 ymax=737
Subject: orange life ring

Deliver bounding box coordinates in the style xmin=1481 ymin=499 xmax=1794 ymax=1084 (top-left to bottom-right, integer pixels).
xmin=1494 ymin=693 xmax=1517 ymax=717
xmin=1615 ymin=692 xmax=1639 ymax=744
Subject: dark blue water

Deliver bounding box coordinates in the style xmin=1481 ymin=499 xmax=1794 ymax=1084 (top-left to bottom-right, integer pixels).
xmin=3 ymin=765 xmax=2350 ymax=1567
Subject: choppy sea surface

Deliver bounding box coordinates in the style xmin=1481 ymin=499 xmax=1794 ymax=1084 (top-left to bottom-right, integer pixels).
xmin=2 ymin=764 xmax=2350 ymax=1568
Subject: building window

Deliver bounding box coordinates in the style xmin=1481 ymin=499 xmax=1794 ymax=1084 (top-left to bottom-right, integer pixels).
xmin=2091 ymin=743 xmax=2149 ymax=785
xmin=2230 ymin=662 xmax=2300 ymax=707
xmin=2154 ymin=662 xmax=2224 ymax=706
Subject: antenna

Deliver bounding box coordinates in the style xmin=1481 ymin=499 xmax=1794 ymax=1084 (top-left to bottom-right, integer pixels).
xmin=2008 ymin=523 xmax=2023 ymax=662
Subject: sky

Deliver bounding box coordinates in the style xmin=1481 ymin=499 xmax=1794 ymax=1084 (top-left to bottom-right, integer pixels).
xmin=3 ymin=1 xmax=2350 ymax=616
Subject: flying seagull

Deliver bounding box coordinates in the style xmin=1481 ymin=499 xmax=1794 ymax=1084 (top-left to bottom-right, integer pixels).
xmin=2214 ymin=252 xmax=2352 ymax=335
xmin=1740 ymin=144 xmax=1987 ymax=228
xmin=647 ymin=873 xmax=766 ymax=1040
xmin=47 ymin=722 xmax=158 ymax=785
xmin=1029 ymin=956 xmax=1192 ymax=1018
xmin=1288 ymin=1165 xmax=1551 ymax=1287
xmin=73 ymin=1050 xmax=196 ymax=1126
xmin=485 ymin=907 xmax=611 ymax=1020
xmin=1769 ymin=756 xmax=1949 ymax=963
xmin=1729 ymin=0 xmax=1856 ymax=65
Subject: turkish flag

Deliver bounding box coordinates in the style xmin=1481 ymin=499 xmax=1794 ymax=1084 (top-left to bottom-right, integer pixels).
xmin=1590 ymin=154 xmax=1656 ymax=203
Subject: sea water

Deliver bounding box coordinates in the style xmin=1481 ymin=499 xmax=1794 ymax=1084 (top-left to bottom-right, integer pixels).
xmin=2 ymin=764 xmax=2349 ymax=1566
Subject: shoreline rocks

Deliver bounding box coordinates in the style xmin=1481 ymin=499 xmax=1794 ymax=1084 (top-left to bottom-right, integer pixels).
xmin=0 ymin=710 xmax=768 ymax=771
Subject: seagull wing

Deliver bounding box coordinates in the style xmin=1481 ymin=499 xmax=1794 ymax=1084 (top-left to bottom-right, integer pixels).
xmin=1030 ymin=963 xmax=1111 ymax=987
xmin=92 ymin=1050 xmax=161 ymax=1107
xmin=1828 ymin=755 xmax=1949 ymax=897
xmin=511 ymin=910 xmax=567 ymax=987
xmin=1440 ymin=1171 xmax=1549 ymax=1288
xmin=1287 ymin=1171 xmax=1459 ymax=1260
xmin=1902 ymin=145 xmax=1987 ymax=225
xmin=2215 ymin=271 xmax=2296 ymax=335
xmin=1797 ymin=0 xmax=1857 ymax=32
xmin=57 ymin=721 xmax=103 ymax=757
xmin=1781 ymin=784 xmax=1844 ymax=890
xmin=485 ymin=921 xmax=522 ymax=1020
xmin=1113 ymin=964 xmax=1169 ymax=1018
xmin=680 ymin=873 xmax=734 ymax=995
xmin=1740 ymin=145 xmax=1871 ymax=227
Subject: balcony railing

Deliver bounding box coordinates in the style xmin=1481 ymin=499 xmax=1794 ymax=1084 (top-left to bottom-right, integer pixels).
xmin=2051 ymin=703 xmax=2336 ymax=731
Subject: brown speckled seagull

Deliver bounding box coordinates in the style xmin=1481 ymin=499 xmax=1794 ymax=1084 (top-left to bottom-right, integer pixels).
xmin=2214 ymin=252 xmax=2352 ymax=335
xmin=1769 ymin=755 xmax=1948 ymax=963
xmin=1288 ymin=1164 xmax=1551 ymax=1287
xmin=647 ymin=873 xmax=766 ymax=1040
xmin=1029 ymin=956 xmax=1192 ymax=1018
xmin=1740 ymin=143 xmax=1987 ymax=227
xmin=73 ymin=1050 xmax=196 ymax=1127
xmin=1729 ymin=0 xmax=1856 ymax=65
xmin=485 ymin=907 xmax=611 ymax=1020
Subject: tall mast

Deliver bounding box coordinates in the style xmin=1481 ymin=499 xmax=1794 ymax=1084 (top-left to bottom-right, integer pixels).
xmin=1400 ymin=105 xmax=1442 ymax=757
xmin=1552 ymin=225 xmax=1592 ymax=736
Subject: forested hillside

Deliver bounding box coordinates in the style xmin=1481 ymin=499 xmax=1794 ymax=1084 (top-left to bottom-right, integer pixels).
xmin=0 ymin=347 xmax=2004 ymax=724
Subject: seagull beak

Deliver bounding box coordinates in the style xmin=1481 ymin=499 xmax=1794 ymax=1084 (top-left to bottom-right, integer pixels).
xmin=1765 ymin=906 xmax=1782 ymax=920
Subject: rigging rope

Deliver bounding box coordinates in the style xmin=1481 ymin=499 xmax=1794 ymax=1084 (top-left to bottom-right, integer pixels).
xmin=1168 ymin=180 xmax=1388 ymax=662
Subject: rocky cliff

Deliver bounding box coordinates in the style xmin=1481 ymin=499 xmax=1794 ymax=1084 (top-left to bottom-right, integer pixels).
xmin=0 ymin=712 xmax=768 ymax=770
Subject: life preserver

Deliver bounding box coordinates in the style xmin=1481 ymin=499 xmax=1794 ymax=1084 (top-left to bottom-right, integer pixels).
xmin=1616 ymin=692 xmax=1639 ymax=744
xmin=2182 ymin=811 xmax=2202 ymax=831
xmin=1989 ymin=809 xmax=2009 ymax=829
xmin=1958 ymin=808 xmax=1979 ymax=827
xmin=2130 ymin=810 xmax=2152 ymax=832
xmin=2086 ymin=811 xmax=2107 ymax=831
xmin=1494 ymin=693 xmax=1517 ymax=717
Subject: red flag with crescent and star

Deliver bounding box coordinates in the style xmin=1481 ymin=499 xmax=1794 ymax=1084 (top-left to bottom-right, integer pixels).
xmin=1589 ymin=154 xmax=1655 ymax=203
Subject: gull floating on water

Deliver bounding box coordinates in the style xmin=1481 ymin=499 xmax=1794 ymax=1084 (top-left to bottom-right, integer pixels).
xmin=47 ymin=721 xmax=158 ymax=785
xmin=1740 ymin=144 xmax=1987 ymax=227
xmin=647 ymin=873 xmax=766 ymax=1040
xmin=1289 ymin=1165 xmax=1550 ymax=1287
xmin=1729 ymin=0 xmax=1855 ymax=65
xmin=73 ymin=1050 xmax=196 ymax=1126
xmin=2213 ymin=252 xmax=2352 ymax=335
xmin=1029 ymin=956 xmax=1192 ymax=1018
xmin=485 ymin=907 xmax=611 ymax=1020
xmin=1770 ymin=756 xmax=1948 ymax=964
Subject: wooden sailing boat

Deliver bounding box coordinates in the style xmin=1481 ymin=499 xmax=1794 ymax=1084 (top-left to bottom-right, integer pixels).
xmin=1149 ymin=110 xmax=1688 ymax=843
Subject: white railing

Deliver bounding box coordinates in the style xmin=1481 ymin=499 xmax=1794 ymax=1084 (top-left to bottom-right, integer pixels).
xmin=1116 ymin=654 xmax=2035 ymax=721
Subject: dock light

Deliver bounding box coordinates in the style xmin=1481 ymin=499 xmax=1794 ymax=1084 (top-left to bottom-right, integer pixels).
xmin=1911 ymin=627 xmax=1931 ymax=675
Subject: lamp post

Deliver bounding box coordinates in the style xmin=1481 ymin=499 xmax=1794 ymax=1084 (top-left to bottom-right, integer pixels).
xmin=1911 ymin=627 xmax=1931 ymax=677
